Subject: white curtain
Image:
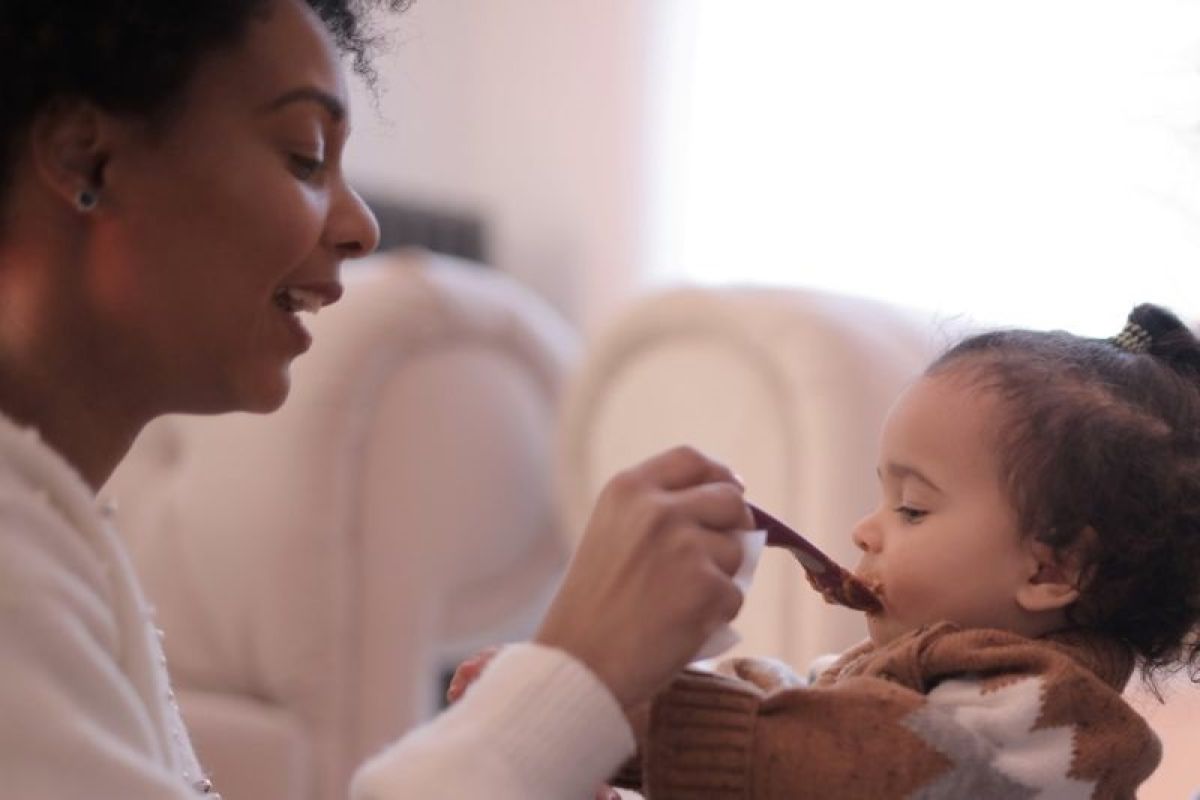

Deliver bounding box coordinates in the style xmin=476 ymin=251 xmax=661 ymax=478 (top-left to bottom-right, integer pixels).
xmin=648 ymin=0 xmax=1200 ymax=334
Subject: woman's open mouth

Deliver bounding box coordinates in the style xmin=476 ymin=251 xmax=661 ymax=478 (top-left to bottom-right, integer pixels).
xmin=273 ymin=287 xmax=325 ymax=313
xmin=271 ymin=287 xmax=325 ymax=352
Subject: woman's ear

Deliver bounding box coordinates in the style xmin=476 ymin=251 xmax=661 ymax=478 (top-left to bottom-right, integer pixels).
xmin=1015 ymin=534 xmax=1086 ymax=613
xmin=27 ymin=98 xmax=111 ymax=208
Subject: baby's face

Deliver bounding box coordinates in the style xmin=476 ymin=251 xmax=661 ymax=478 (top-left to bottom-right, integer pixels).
xmin=852 ymin=372 xmax=1037 ymax=646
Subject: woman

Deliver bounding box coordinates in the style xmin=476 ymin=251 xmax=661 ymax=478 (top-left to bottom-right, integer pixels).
xmin=0 ymin=1 xmax=751 ymax=797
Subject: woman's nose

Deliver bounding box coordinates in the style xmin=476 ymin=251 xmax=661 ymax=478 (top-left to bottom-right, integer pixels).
xmin=851 ymin=514 xmax=882 ymax=554
xmin=326 ymin=182 xmax=381 ymax=259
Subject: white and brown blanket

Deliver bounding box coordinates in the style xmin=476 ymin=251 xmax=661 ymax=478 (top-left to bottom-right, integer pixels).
xmin=623 ymin=623 xmax=1161 ymax=799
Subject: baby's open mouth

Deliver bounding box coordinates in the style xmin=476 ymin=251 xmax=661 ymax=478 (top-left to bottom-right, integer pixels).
xmin=851 ymin=575 xmax=885 ymax=614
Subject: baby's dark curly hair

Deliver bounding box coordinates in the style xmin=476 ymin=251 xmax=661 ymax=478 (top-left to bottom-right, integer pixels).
xmin=0 ymin=0 xmax=410 ymax=200
xmin=928 ymin=304 xmax=1200 ymax=688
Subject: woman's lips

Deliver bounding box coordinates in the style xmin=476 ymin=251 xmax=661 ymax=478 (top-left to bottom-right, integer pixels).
xmin=276 ymin=304 xmax=313 ymax=353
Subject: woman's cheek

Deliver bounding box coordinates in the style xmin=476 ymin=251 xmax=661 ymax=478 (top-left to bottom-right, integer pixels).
xmin=229 ymin=151 xmax=324 ymax=256
xmin=258 ymin=189 xmax=324 ymax=264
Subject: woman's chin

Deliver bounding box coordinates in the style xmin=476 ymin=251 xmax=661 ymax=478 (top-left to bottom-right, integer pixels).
xmin=240 ymin=375 xmax=291 ymax=413
xmin=210 ymin=367 xmax=292 ymax=415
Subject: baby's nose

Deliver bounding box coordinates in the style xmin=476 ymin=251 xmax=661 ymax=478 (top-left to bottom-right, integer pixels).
xmin=851 ymin=516 xmax=881 ymax=553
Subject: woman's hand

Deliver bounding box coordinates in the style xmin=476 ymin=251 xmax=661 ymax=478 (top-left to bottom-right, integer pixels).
xmin=535 ymin=446 xmax=753 ymax=710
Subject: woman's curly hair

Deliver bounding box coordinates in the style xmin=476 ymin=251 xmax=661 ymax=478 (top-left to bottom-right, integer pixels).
xmin=0 ymin=0 xmax=410 ymax=199
xmin=929 ymin=304 xmax=1200 ymax=688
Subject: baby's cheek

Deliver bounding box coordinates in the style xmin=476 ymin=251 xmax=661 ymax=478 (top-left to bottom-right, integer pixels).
xmin=879 ymin=572 xmax=943 ymax=628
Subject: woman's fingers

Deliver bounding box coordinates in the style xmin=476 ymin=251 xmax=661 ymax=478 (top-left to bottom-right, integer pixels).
xmin=674 ymin=480 xmax=756 ymax=534
xmin=630 ymin=445 xmax=743 ymax=492
xmin=668 ymin=521 xmax=745 ymax=579
xmin=697 ymin=553 xmax=747 ymax=625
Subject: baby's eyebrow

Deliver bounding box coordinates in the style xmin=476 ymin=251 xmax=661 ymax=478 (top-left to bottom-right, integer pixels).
xmin=877 ymin=462 xmax=944 ymax=494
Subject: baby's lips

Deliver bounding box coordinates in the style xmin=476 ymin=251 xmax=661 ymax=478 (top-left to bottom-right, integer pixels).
xmin=849 ymin=574 xmax=885 ymax=614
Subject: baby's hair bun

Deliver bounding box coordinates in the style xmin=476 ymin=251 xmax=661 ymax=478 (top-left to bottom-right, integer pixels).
xmin=1122 ymin=304 xmax=1200 ymax=375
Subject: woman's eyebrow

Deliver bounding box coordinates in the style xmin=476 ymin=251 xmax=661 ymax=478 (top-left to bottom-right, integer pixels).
xmin=877 ymin=462 xmax=944 ymax=494
xmin=260 ymin=86 xmax=346 ymax=122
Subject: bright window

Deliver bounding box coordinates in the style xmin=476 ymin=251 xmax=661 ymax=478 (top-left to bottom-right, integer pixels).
xmin=649 ymin=0 xmax=1200 ymax=334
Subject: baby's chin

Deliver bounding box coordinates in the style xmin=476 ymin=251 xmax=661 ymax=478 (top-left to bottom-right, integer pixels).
xmin=865 ymin=614 xmax=911 ymax=647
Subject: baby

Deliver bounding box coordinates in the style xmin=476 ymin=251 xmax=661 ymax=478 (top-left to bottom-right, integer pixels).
xmin=617 ymin=303 xmax=1200 ymax=799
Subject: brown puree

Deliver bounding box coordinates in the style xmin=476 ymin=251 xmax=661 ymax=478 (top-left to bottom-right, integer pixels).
xmin=806 ymin=566 xmax=883 ymax=613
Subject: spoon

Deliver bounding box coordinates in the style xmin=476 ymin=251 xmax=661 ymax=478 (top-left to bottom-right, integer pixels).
xmin=749 ymin=503 xmax=883 ymax=613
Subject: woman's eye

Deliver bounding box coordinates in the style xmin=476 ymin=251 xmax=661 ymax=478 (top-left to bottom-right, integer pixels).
xmin=894 ymin=505 xmax=927 ymax=523
xmin=289 ymin=153 xmax=325 ymax=180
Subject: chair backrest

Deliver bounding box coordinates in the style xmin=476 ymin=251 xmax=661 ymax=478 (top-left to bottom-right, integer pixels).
xmin=559 ymin=285 xmax=946 ymax=666
xmin=104 ymin=249 xmax=578 ymax=800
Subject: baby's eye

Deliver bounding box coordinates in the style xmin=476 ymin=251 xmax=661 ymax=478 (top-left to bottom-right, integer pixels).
xmin=894 ymin=505 xmax=927 ymax=523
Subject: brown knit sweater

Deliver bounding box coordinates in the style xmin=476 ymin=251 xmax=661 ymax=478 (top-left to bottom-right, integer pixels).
xmin=622 ymin=623 xmax=1161 ymax=799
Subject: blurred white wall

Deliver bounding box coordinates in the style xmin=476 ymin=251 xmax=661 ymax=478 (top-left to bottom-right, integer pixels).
xmin=662 ymin=0 xmax=1200 ymax=336
xmin=344 ymin=0 xmax=657 ymax=333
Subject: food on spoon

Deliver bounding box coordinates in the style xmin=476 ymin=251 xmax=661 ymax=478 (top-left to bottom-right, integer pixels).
xmin=839 ymin=572 xmax=885 ymax=613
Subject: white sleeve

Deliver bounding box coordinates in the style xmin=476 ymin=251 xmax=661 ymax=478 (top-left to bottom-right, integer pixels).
xmin=0 ymin=501 xmax=193 ymax=798
xmin=351 ymin=642 xmax=636 ymax=800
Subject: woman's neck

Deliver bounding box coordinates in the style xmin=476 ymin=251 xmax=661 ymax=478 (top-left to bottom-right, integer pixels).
xmin=0 ymin=351 xmax=145 ymax=491
xmin=0 ymin=229 xmax=150 ymax=491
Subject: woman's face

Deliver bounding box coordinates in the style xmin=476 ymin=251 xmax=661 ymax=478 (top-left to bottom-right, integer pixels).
xmin=93 ymin=0 xmax=379 ymax=414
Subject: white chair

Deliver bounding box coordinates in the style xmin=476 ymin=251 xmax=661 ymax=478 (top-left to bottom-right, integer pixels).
xmin=103 ymin=249 xmax=578 ymax=800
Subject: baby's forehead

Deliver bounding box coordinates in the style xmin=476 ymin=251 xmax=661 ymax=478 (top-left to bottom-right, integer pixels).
xmin=891 ymin=368 xmax=1005 ymax=422
xmin=881 ymin=374 xmax=1009 ymax=474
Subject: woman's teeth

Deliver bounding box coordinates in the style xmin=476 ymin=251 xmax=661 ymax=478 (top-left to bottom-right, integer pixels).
xmin=274 ymin=287 xmax=323 ymax=314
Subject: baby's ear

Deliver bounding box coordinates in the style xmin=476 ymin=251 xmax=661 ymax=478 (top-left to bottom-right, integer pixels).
xmin=1015 ymin=533 xmax=1088 ymax=613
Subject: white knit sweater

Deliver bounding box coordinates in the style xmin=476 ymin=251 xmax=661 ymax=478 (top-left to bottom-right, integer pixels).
xmin=0 ymin=413 xmax=634 ymax=798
